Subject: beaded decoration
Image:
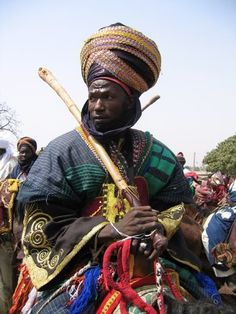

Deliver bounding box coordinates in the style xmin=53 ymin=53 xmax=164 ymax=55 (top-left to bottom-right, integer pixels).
xmin=101 ymin=130 xmax=150 ymax=222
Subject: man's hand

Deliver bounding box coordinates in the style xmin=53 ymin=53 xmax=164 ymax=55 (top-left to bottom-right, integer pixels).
xmin=131 ymin=231 xmax=168 ymax=261
xmin=115 ymin=205 xmax=160 ymax=236
xmin=98 ymin=206 xmax=160 ymax=242
xmin=98 ymin=206 xmax=168 ymax=259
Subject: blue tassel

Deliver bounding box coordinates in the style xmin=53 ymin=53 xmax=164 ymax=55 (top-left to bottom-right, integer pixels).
xmin=194 ymin=272 xmax=222 ymax=306
xmin=70 ymin=265 xmax=100 ymax=314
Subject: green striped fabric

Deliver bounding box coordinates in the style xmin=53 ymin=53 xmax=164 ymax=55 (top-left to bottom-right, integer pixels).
xmin=64 ymin=164 xmax=106 ymax=199
xmin=139 ymin=135 xmax=177 ymax=198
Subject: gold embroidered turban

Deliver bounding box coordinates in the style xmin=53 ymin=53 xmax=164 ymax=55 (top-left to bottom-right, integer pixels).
xmin=80 ymin=23 xmax=161 ymax=94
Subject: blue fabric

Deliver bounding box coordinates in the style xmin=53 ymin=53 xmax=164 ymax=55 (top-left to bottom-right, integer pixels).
xmin=70 ymin=266 xmax=100 ymax=314
xmin=229 ymin=191 xmax=236 ymax=203
xmin=31 ymin=291 xmax=70 ymax=313
xmin=229 ymin=179 xmax=236 ymax=203
xmin=10 ymin=157 xmax=37 ymax=179
xmin=204 ymin=205 xmax=236 ymax=264
xmin=194 ymin=272 xmax=222 ymax=306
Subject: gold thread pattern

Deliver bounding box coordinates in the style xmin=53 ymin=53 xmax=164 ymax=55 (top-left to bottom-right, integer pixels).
xmin=22 ymin=205 xmax=109 ymax=288
xmin=23 ymin=210 xmax=64 ymax=270
xmin=157 ymin=203 xmax=185 ymax=240
xmin=0 ymin=179 xmax=20 ymax=233
xmin=81 ymin=24 xmax=161 ymax=93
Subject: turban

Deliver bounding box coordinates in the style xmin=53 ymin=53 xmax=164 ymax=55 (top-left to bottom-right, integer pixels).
xmin=17 ymin=137 xmax=37 ymax=153
xmin=80 ymin=23 xmax=161 ymax=94
xmin=0 ymin=139 xmax=12 ymax=151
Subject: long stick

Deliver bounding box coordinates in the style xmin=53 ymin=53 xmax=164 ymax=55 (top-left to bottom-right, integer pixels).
xmin=141 ymin=95 xmax=160 ymax=112
xmin=38 ymin=67 xmax=140 ymax=205
xmin=38 ymin=68 xmax=168 ymax=278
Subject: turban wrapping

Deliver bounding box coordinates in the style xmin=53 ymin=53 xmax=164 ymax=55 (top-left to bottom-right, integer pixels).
xmin=80 ymin=23 xmax=161 ymax=95
xmin=17 ymin=137 xmax=37 ymax=153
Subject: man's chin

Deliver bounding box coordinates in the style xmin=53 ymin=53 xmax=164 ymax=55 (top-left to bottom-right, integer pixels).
xmin=94 ymin=122 xmax=111 ymax=132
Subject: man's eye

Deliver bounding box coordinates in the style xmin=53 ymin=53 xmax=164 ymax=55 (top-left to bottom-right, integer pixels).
xmin=89 ymin=96 xmax=96 ymax=102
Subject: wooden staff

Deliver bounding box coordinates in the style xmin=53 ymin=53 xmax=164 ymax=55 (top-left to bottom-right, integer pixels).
xmin=38 ymin=68 xmax=167 ymax=278
xmin=38 ymin=67 xmax=140 ymax=206
xmin=141 ymin=95 xmax=160 ymax=112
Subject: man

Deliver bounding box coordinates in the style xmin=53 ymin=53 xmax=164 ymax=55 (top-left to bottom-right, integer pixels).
xmin=11 ymin=24 xmax=219 ymax=313
xmin=176 ymin=152 xmax=186 ymax=169
xmin=9 ymin=136 xmax=38 ymax=260
xmin=10 ymin=136 xmax=38 ymax=181
xmin=0 ymin=137 xmax=37 ymax=314
xmin=202 ymin=185 xmax=236 ymax=297
xmin=0 ymin=139 xmax=18 ymax=314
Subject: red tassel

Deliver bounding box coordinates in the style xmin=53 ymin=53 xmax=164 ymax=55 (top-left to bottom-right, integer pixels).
xmin=102 ymin=239 xmax=158 ymax=313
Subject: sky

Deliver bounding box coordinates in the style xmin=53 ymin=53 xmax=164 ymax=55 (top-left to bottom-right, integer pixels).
xmin=0 ymin=0 xmax=236 ymax=167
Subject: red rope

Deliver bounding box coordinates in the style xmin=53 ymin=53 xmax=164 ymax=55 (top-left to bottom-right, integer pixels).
xmin=163 ymin=270 xmax=184 ymax=301
xmin=103 ymin=239 xmax=157 ymax=313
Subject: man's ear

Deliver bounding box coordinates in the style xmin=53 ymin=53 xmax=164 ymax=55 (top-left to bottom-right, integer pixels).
xmin=126 ymin=95 xmax=134 ymax=110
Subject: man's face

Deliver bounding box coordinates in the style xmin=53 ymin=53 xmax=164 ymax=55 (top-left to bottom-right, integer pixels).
xmin=88 ymin=79 xmax=132 ymax=132
xmin=18 ymin=145 xmax=34 ymax=163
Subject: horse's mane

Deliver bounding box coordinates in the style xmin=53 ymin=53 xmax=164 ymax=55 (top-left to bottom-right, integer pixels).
xmin=164 ymin=296 xmax=235 ymax=314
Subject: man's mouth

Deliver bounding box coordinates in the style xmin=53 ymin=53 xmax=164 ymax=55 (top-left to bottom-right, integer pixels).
xmin=93 ymin=116 xmax=108 ymax=123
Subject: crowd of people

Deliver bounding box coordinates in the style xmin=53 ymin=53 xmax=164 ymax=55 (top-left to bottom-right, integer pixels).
xmin=0 ymin=23 xmax=235 ymax=314
xmin=177 ymin=152 xmax=236 ymax=297
xmin=0 ymin=137 xmax=38 ymax=313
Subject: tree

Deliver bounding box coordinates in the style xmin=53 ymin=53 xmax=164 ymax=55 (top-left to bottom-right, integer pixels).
xmin=0 ymin=102 xmax=19 ymax=136
xmin=203 ymin=135 xmax=236 ymax=175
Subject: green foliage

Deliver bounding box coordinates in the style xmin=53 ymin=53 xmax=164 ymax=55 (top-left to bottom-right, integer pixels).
xmin=203 ymin=135 xmax=236 ymax=175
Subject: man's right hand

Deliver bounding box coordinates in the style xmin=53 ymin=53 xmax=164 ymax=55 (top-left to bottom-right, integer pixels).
xmin=98 ymin=206 xmax=161 ymax=242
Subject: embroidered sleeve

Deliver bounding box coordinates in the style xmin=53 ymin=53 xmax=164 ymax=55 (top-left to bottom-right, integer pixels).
xmin=157 ymin=203 xmax=185 ymax=239
xmin=22 ymin=202 xmax=108 ymax=289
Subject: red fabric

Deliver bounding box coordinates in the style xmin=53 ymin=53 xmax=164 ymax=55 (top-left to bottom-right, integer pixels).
xmin=184 ymin=171 xmax=199 ymax=181
xmin=163 ymin=269 xmax=184 ymax=301
xmin=134 ymin=176 xmax=149 ymax=206
xmin=194 ymin=181 xmax=214 ymax=206
xmin=96 ymin=76 xmax=132 ymax=96
xmin=97 ymin=276 xmax=157 ymax=314
xmin=211 ymin=185 xmax=227 ymax=204
xmin=80 ymin=177 xmax=149 ymax=217
xmin=80 ymin=196 xmax=103 ymax=217
xmin=9 ymin=264 xmax=33 ymax=314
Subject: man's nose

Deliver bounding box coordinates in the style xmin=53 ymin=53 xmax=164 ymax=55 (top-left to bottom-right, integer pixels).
xmin=94 ymin=98 xmax=105 ymax=110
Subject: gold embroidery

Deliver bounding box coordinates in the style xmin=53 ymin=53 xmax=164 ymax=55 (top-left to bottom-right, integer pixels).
xmin=0 ymin=179 xmax=20 ymax=233
xmin=101 ymin=291 xmax=120 ymax=314
xmin=24 ymin=209 xmax=64 ymax=270
xmin=157 ymin=203 xmax=185 ymax=239
xmin=23 ymin=255 xmax=49 ymax=284
xmin=23 ymin=206 xmax=109 ymax=288
xmin=102 ymin=183 xmax=130 ymax=223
